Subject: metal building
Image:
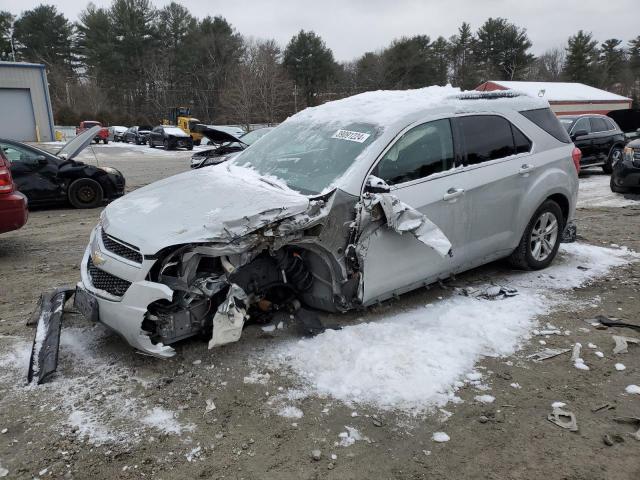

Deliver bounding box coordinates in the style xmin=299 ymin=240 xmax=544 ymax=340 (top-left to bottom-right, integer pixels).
xmin=476 ymin=80 xmax=632 ymax=116
xmin=0 ymin=61 xmax=55 ymax=142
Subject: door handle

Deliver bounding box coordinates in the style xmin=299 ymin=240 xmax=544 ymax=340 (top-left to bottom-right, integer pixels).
xmin=519 ymin=164 xmax=534 ymax=176
xmin=443 ymin=187 xmax=465 ymax=202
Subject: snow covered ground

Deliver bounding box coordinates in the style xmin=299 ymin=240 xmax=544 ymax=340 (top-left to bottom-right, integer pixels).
xmin=578 ymin=172 xmax=640 ymax=208
xmin=266 ymin=243 xmax=636 ymax=414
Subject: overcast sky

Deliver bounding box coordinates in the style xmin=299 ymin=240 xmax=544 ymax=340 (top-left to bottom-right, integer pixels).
xmin=0 ymin=0 xmax=636 ymax=61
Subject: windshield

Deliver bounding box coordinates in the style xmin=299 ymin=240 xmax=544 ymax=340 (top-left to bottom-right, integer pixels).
xmin=240 ymin=128 xmax=274 ymax=146
xmin=231 ymin=121 xmax=380 ymax=194
xmin=559 ymin=118 xmax=575 ymax=133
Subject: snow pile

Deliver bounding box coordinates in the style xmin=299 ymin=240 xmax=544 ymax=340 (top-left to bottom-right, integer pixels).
xmin=337 ymin=426 xmax=367 ymax=447
xmin=615 ymin=363 xmax=626 ymax=371
xmin=578 ymin=174 xmax=640 ymax=208
xmin=625 ymin=385 xmax=640 ymax=395
xmin=289 ymin=85 xmax=545 ymax=127
xmin=278 ymin=405 xmax=304 ymax=419
xmin=268 ymin=243 xmax=634 ymax=413
xmin=432 ymin=432 xmax=450 ymax=443
xmin=141 ymin=407 xmax=188 ymax=435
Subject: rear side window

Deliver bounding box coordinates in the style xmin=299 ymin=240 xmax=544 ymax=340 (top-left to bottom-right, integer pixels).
xmin=590 ymin=117 xmax=610 ymax=133
xmin=456 ymin=115 xmax=529 ymax=166
xmin=519 ymin=108 xmax=571 ymax=143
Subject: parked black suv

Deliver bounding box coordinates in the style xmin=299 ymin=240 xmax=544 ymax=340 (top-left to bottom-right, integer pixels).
xmin=123 ymin=126 xmax=152 ymax=145
xmin=611 ymin=140 xmax=640 ymax=193
xmin=148 ymin=126 xmax=193 ymax=150
xmin=558 ymin=114 xmax=625 ymax=173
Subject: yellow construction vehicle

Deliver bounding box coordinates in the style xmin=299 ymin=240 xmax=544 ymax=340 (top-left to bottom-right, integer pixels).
xmin=163 ymin=107 xmax=205 ymax=146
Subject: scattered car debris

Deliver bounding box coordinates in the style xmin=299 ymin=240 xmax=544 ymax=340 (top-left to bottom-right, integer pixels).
xmin=595 ymin=315 xmax=640 ymax=333
xmin=459 ymin=285 xmax=518 ymax=299
xmin=602 ymin=434 xmax=624 ymax=446
xmin=27 ymin=286 xmax=75 ymax=384
xmin=204 ymin=399 xmax=216 ymax=415
xmin=591 ymin=403 xmax=615 ymax=413
xmin=527 ymin=348 xmax=571 ymax=362
xmin=547 ymin=408 xmax=578 ymax=432
xmin=612 ymin=335 xmax=640 ymax=354
xmin=311 ymin=449 xmax=322 ymax=461
xmin=613 ymin=417 xmax=640 ymax=441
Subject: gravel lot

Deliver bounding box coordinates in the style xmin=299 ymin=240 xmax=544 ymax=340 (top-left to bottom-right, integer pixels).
xmin=1 ymin=143 xmax=640 ymax=479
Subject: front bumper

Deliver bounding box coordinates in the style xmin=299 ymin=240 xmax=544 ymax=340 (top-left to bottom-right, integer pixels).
xmin=612 ymin=159 xmax=640 ymax=188
xmin=78 ymin=226 xmax=176 ymax=357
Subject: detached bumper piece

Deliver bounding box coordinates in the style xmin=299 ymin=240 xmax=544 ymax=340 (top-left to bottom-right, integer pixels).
xmin=27 ymin=287 xmax=75 ymax=384
xmin=561 ymin=220 xmax=577 ymax=243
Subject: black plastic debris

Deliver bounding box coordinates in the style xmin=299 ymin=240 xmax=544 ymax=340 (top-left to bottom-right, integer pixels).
xmin=595 ymin=315 xmax=640 ymax=333
xmin=27 ymin=287 xmax=74 ymax=384
xmin=295 ymin=308 xmax=341 ymax=336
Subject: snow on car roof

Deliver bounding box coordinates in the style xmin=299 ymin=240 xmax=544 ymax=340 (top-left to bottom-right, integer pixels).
xmin=486 ymin=81 xmax=631 ymax=102
xmin=288 ymin=85 xmax=547 ymax=127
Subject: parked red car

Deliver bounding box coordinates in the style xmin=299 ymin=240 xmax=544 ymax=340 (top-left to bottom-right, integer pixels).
xmin=76 ymin=121 xmax=109 ymax=144
xmin=0 ymin=148 xmax=28 ymax=234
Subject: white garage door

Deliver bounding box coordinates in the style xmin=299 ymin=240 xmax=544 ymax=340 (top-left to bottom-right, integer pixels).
xmin=0 ymin=88 xmax=37 ymax=141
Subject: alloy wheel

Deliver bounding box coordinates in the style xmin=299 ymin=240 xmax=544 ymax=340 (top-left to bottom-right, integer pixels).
xmin=529 ymin=211 xmax=558 ymax=262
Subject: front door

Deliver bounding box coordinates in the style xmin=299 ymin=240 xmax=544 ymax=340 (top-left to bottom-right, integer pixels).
xmin=589 ymin=116 xmax=614 ymax=163
xmin=360 ymin=118 xmax=468 ymax=304
xmin=0 ymin=142 xmax=62 ymax=203
xmin=571 ymin=117 xmax=595 ymax=164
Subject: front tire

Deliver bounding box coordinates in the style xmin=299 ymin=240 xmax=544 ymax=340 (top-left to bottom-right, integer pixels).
xmin=163 ymin=139 xmax=170 ymax=150
xmin=68 ymin=178 xmax=104 ymax=209
xmin=508 ymin=200 xmax=564 ymax=270
xmin=103 ymin=139 xmax=108 ymax=144
xmin=610 ymin=175 xmax=629 ymax=193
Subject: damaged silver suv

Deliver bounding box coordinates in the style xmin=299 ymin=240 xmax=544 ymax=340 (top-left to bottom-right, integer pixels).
xmin=74 ymin=87 xmax=579 ymax=358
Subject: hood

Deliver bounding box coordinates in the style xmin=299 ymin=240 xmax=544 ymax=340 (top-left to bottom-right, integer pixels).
xmin=56 ymin=126 xmax=101 ymax=160
xmin=193 ymin=125 xmax=244 ymax=144
xmin=102 ymin=165 xmax=309 ymax=254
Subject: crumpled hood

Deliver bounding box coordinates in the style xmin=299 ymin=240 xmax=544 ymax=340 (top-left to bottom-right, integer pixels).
xmin=102 ymin=165 xmax=309 ymax=254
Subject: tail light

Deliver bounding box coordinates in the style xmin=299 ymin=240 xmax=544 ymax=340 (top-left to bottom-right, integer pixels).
xmin=571 ymin=147 xmax=582 ymax=173
xmin=0 ymin=165 xmax=14 ymax=193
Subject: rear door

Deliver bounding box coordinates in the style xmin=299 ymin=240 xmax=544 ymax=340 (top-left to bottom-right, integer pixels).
xmin=360 ymin=118 xmax=469 ymax=303
xmin=589 ymin=116 xmax=613 ymax=163
xmin=450 ymin=114 xmax=534 ymax=264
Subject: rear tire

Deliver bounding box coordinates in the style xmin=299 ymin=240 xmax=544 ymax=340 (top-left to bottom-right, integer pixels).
xmin=68 ymin=178 xmax=104 ymax=209
xmin=508 ymin=200 xmax=564 ymax=271
xmin=149 ymin=138 xmax=155 ymax=148
xmin=103 ymin=139 xmax=108 ymax=144
xmin=603 ymin=147 xmax=622 ymax=174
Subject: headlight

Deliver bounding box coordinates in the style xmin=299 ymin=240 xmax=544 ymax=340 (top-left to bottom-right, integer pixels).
xmin=100 ymin=167 xmax=118 ymax=175
xmin=623 ymin=146 xmax=634 ymax=162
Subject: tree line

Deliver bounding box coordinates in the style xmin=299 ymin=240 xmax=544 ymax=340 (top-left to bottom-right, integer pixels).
xmin=1 ymin=1 xmax=639 ymax=127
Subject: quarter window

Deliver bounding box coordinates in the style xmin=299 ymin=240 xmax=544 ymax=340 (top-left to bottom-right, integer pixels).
xmin=457 ymin=115 xmax=530 ymax=166
xmin=374 ymin=118 xmax=454 ymax=185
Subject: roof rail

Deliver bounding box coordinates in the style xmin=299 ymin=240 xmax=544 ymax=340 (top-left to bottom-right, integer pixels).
xmin=454 ymin=90 xmax=525 ymax=101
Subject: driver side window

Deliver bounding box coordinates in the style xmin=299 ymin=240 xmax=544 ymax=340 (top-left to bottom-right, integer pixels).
xmin=374 ymin=119 xmax=454 ymax=186
xmin=572 ymin=118 xmax=591 ymax=134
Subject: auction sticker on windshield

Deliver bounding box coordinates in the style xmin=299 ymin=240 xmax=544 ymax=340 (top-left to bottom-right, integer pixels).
xmin=332 ymin=129 xmax=371 ymax=143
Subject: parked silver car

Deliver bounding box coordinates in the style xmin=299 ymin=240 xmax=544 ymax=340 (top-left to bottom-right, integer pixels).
xmin=74 ymin=87 xmax=579 ymax=357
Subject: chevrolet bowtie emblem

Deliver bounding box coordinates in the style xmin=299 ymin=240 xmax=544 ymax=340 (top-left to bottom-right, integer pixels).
xmin=91 ymin=250 xmax=107 ymax=266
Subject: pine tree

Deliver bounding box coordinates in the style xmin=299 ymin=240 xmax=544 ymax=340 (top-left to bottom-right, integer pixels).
xmin=564 ymin=30 xmax=599 ymax=84
xmin=598 ymin=39 xmax=625 ymax=88
xmin=0 ymin=11 xmax=14 ymax=61
xmin=476 ymin=18 xmax=534 ymax=81
xmin=381 ymin=35 xmax=437 ymax=89
xmin=449 ymin=22 xmax=478 ymax=89
xmin=284 ymin=30 xmax=336 ymax=107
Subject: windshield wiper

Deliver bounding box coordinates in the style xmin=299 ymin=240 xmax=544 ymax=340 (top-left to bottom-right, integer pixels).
xmin=258 ymin=177 xmax=285 ymax=190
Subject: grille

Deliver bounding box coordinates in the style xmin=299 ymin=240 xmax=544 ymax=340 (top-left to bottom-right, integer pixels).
xmin=87 ymin=257 xmax=131 ymax=297
xmin=101 ymin=229 xmax=142 ymax=263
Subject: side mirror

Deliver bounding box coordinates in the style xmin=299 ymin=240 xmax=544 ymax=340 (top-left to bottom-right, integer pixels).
xmin=571 ymin=129 xmax=588 ymax=140
xmin=364 ymin=175 xmax=390 ymax=194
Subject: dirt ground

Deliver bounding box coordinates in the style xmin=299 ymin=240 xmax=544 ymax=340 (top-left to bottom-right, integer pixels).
xmin=1 ymin=145 xmax=640 ymax=479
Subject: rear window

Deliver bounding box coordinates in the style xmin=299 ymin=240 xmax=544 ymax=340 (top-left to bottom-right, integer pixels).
xmin=519 ymin=108 xmax=571 ymax=143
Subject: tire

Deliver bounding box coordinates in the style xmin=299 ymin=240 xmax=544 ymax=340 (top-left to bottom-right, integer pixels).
xmin=187 ymin=144 xmax=193 ymax=151
xmin=610 ymin=175 xmax=630 ymax=193
xmin=149 ymin=138 xmax=155 ymax=148
xmin=603 ymin=147 xmax=622 ymax=174
xmin=103 ymin=139 xmax=108 ymax=144
xmin=68 ymin=178 xmax=104 ymax=209
xmin=194 ymin=139 xmax=201 ymax=146
xmin=163 ymin=139 xmax=170 ymax=150
xmin=508 ymin=200 xmax=564 ymax=270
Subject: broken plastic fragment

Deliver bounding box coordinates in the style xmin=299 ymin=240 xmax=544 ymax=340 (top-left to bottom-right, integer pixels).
xmin=527 ymin=348 xmax=571 ymax=362
xmin=547 ymin=408 xmax=578 ymax=431
xmin=612 ymin=335 xmax=640 ymax=354
xmin=209 ymin=284 xmax=248 ymax=349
